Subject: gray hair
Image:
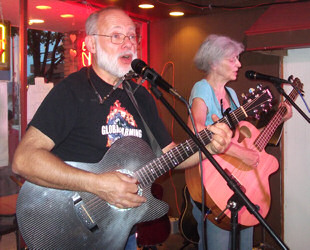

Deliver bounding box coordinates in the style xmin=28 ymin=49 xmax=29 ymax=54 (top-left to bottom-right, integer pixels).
xmin=85 ymin=6 xmax=124 ymax=35
xmin=194 ymin=34 xmax=244 ymax=74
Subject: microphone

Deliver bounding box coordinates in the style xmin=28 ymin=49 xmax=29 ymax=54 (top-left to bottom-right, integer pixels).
xmin=245 ymin=70 xmax=290 ymax=84
xmin=131 ymin=59 xmax=183 ymax=99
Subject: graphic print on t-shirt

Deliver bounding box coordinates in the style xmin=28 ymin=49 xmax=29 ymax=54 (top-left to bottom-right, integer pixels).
xmin=101 ymin=100 xmax=142 ymax=147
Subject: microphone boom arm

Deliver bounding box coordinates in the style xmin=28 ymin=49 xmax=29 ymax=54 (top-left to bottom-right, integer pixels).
xmin=273 ymin=82 xmax=310 ymax=123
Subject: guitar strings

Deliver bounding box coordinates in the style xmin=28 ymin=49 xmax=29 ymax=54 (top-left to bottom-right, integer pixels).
xmin=255 ymin=88 xmax=297 ymax=150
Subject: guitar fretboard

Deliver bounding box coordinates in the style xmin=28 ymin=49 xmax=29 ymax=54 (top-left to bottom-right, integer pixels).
xmin=254 ymin=85 xmax=300 ymax=151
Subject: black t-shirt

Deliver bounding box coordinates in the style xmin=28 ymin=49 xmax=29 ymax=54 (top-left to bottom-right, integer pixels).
xmin=29 ymin=67 xmax=172 ymax=163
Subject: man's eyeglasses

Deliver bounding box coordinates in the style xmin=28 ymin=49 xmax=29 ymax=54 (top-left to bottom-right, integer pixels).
xmin=92 ymin=33 xmax=141 ymax=45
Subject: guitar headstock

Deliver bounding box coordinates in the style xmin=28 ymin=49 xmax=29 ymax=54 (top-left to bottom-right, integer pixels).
xmin=289 ymin=75 xmax=304 ymax=96
xmin=241 ymin=84 xmax=273 ymax=120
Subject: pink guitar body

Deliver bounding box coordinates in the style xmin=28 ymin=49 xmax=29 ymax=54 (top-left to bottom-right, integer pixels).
xmin=203 ymin=121 xmax=278 ymax=227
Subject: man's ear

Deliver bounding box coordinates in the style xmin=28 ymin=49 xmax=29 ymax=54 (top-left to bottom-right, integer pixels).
xmin=85 ymin=35 xmax=96 ymax=54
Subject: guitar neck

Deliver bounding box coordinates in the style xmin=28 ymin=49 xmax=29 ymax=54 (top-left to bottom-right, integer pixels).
xmin=254 ymin=87 xmax=299 ymax=151
xmin=135 ymin=104 xmax=250 ymax=188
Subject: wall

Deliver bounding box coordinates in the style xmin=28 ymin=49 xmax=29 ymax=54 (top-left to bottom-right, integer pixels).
xmin=0 ymin=81 xmax=8 ymax=167
xmin=149 ymin=7 xmax=281 ymax=144
xmin=283 ymin=48 xmax=310 ymax=249
xmin=149 ymin=7 xmax=287 ymax=248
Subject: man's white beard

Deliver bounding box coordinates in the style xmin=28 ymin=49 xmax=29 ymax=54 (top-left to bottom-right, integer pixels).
xmin=95 ymin=42 xmax=137 ymax=78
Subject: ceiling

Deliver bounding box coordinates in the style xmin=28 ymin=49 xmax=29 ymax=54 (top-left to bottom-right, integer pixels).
xmin=0 ymin=0 xmax=282 ymax=33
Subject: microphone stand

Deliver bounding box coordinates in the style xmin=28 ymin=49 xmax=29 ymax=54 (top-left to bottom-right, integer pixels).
xmin=148 ymin=84 xmax=289 ymax=250
xmin=272 ymin=82 xmax=310 ymax=123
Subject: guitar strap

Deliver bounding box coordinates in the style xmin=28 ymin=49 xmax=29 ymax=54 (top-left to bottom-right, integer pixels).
xmin=123 ymin=80 xmax=163 ymax=158
xmin=224 ymin=86 xmax=238 ymax=131
xmin=224 ymin=86 xmax=238 ymax=110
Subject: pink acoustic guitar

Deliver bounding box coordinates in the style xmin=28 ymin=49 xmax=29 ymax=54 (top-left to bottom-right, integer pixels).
xmin=185 ymin=78 xmax=303 ymax=230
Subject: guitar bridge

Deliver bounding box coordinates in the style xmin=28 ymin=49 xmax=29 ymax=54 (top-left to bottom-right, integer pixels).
xmin=72 ymin=193 xmax=99 ymax=232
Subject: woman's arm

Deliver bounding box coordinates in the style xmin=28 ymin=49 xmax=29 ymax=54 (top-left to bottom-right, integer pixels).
xmin=189 ymin=97 xmax=259 ymax=167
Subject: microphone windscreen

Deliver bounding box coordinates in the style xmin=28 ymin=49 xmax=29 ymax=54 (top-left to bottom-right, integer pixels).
xmin=131 ymin=59 xmax=147 ymax=74
xmin=245 ymin=70 xmax=255 ymax=79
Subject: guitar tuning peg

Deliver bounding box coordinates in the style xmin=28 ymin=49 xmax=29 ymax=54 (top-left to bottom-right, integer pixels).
xmin=249 ymin=88 xmax=255 ymax=94
xmin=241 ymin=93 xmax=247 ymax=100
xmin=256 ymin=84 xmax=262 ymax=90
xmin=288 ymin=75 xmax=294 ymax=82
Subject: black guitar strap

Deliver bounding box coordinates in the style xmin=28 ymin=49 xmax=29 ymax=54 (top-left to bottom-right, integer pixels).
xmin=225 ymin=86 xmax=238 ymax=110
xmin=224 ymin=86 xmax=238 ymax=131
xmin=123 ymin=80 xmax=163 ymax=158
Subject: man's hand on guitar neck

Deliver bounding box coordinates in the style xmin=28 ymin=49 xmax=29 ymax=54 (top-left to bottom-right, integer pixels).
xmin=206 ymin=114 xmax=233 ymax=154
xmin=165 ymin=114 xmax=232 ymax=170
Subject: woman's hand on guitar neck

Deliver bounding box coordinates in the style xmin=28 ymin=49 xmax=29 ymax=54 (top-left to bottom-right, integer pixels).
xmin=279 ymin=102 xmax=293 ymax=123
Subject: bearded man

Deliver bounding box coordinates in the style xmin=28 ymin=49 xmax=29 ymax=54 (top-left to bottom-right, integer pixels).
xmin=13 ymin=7 xmax=231 ymax=249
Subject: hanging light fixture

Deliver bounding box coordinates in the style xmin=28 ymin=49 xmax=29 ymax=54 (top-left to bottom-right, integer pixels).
xmin=138 ymin=3 xmax=154 ymax=9
xmin=169 ymin=11 xmax=184 ymax=17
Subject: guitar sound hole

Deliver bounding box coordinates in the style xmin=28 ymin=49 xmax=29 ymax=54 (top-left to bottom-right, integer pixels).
xmin=238 ymin=126 xmax=252 ymax=143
